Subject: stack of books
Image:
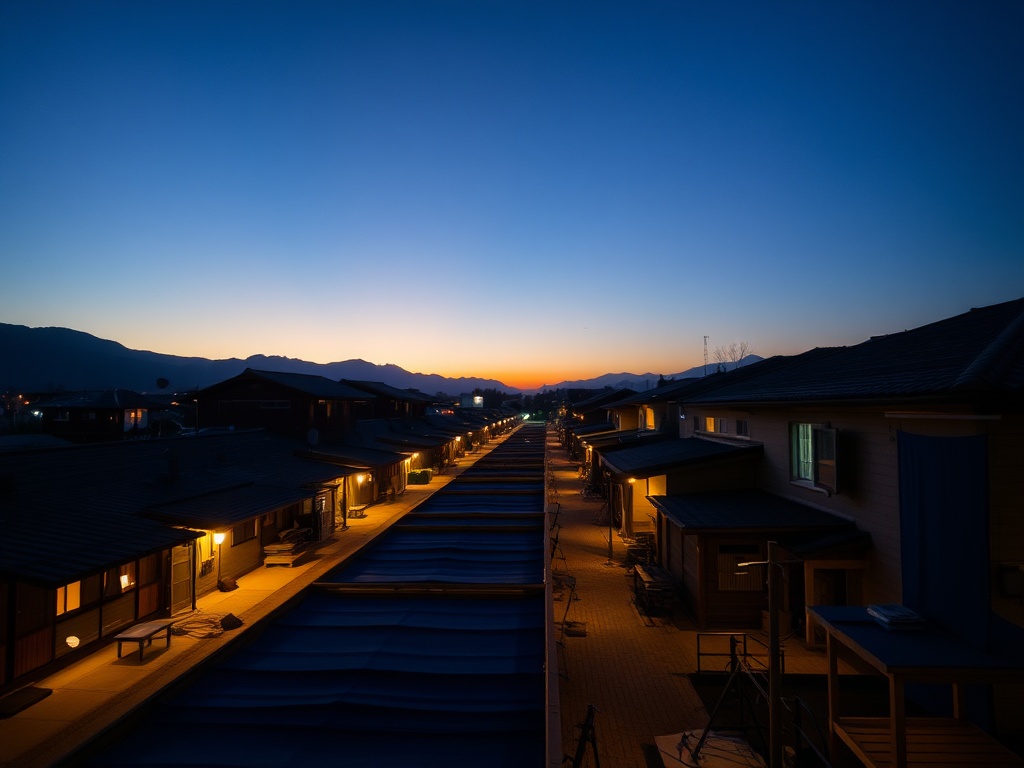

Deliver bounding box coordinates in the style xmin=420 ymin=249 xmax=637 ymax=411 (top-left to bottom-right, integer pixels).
xmin=867 ymin=604 xmax=925 ymax=631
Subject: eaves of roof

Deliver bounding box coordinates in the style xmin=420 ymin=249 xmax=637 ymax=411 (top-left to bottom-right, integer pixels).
xmin=374 ymin=434 xmax=448 ymax=450
xmin=305 ymin=443 xmax=409 ymax=468
xmin=648 ymin=490 xmax=872 ymax=558
xmin=143 ymin=483 xmax=317 ymax=529
xmin=0 ymin=505 xmax=200 ymax=586
xmin=602 ymin=379 xmax=702 ymax=409
xmin=581 ymin=430 xmax=674 ymax=452
xmin=567 ymin=422 xmax=616 ymax=438
xmin=32 ymin=389 xmax=168 ymax=410
xmin=681 ymin=299 xmax=1024 ymax=406
xmin=601 ymin=437 xmax=761 ymax=478
xmin=341 ymin=380 xmax=434 ymax=402
xmin=572 ymin=388 xmax=636 ymax=411
xmin=648 ymin=489 xmax=851 ymax=532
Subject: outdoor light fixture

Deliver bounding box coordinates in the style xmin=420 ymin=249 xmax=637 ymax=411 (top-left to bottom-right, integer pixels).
xmin=66 ymin=636 xmax=80 ymax=648
xmin=214 ymin=532 xmax=226 ymax=589
xmin=356 ymin=474 xmax=365 ymax=484
xmin=713 ymin=542 xmax=786 ymax=768
xmin=628 ymin=477 xmax=636 ymax=484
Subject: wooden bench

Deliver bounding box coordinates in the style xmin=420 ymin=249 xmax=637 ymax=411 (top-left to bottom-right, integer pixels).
xmin=264 ymin=548 xmax=312 ymax=567
xmin=348 ymin=504 xmax=369 ymax=518
xmin=113 ymin=619 xmax=176 ymax=662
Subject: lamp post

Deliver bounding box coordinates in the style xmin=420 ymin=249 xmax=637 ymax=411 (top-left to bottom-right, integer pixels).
xmin=213 ymin=532 xmax=225 ymax=589
xmin=737 ymin=541 xmax=784 ymax=768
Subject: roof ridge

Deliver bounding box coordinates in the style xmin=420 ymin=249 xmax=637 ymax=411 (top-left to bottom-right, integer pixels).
xmin=953 ymin=301 xmax=1024 ymax=390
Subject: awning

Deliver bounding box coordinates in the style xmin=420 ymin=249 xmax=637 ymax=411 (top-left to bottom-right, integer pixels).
xmin=602 ymin=437 xmax=761 ymax=479
xmin=144 ymin=483 xmax=317 ymax=529
xmin=648 ymin=490 xmax=871 ymax=557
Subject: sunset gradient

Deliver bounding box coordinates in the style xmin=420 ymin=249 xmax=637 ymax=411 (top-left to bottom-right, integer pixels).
xmin=2 ymin=2 xmax=1022 ymax=391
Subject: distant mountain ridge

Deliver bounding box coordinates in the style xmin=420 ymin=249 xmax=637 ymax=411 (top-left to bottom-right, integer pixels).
xmin=1 ymin=323 xmax=762 ymax=395
xmin=0 ymin=324 xmax=512 ymax=396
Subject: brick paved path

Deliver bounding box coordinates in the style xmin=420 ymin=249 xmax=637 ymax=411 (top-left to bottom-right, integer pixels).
xmin=548 ymin=429 xmax=709 ymax=768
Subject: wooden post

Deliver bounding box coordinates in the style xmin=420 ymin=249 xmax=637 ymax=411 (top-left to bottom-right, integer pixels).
xmin=768 ymin=541 xmax=783 ymax=768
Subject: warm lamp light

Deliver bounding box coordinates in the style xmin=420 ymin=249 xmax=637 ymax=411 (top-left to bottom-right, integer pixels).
xmin=214 ymin=531 xmax=226 ymax=589
xmin=628 ymin=477 xmax=636 ymax=484
xmin=66 ymin=635 xmax=80 ymax=648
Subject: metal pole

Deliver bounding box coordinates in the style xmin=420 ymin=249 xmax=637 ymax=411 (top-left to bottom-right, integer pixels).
xmin=608 ymin=484 xmax=615 ymax=563
xmin=768 ymin=540 xmax=783 ymax=768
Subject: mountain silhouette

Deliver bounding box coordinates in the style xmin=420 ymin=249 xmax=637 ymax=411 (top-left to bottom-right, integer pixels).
xmin=2 ymin=323 xmax=762 ymax=395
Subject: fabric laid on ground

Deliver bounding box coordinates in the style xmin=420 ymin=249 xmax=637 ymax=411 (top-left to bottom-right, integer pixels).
xmin=329 ymin=529 xmax=545 ymax=584
xmin=80 ymin=424 xmax=551 ymax=768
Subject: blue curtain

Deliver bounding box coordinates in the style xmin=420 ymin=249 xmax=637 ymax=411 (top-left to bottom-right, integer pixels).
xmin=898 ymin=430 xmax=991 ymax=723
xmin=898 ymin=430 xmax=990 ymax=643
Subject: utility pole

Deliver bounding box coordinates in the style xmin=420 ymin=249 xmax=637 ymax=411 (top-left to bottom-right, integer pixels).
xmin=703 ymin=336 xmax=709 ymax=377
xmin=767 ymin=540 xmax=783 ymax=768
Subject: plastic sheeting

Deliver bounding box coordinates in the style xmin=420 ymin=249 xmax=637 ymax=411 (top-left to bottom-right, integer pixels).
xmin=81 ymin=424 xmax=551 ymax=768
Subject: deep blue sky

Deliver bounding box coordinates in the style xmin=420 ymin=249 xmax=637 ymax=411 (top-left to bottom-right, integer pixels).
xmin=2 ymin=1 xmax=1022 ymax=389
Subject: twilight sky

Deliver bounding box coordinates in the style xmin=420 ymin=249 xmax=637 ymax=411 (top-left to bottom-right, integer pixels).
xmin=2 ymin=1 xmax=1022 ymax=390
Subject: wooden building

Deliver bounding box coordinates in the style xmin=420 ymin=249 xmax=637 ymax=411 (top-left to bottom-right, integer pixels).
xmin=27 ymin=389 xmax=168 ymax=443
xmin=196 ymin=368 xmax=375 ymax=439
xmin=0 ymin=430 xmax=350 ymax=691
xmin=649 ymin=297 xmax=1024 ymax=746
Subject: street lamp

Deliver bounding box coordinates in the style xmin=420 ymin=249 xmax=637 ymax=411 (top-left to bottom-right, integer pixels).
xmin=213 ymin=532 xmax=226 ymax=589
xmin=737 ymin=540 xmax=785 ymax=768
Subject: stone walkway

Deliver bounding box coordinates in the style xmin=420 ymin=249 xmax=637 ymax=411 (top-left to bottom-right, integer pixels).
xmin=548 ymin=429 xmax=710 ymax=768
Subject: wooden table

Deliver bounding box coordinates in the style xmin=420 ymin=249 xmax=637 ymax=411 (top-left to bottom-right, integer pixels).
xmin=809 ymin=606 xmax=1024 ymax=768
xmin=113 ymin=618 xmax=176 ymax=662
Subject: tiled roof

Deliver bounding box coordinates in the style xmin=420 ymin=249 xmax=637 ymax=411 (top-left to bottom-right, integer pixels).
xmin=341 ymin=380 xmax=435 ymax=402
xmin=352 ymin=420 xmax=450 ymax=449
xmin=684 ymin=298 xmax=1024 ymax=405
xmin=304 ymin=443 xmax=410 ymax=468
xmin=30 ymin=389 xmax=167 ymax=410
xmin=602 ymin=378 xmax=701 ymax=408
xmin=580 ymin=429 xmax=673 ymax=451
xmin=217 ymin=368 xmax=376 ymax=399
xmin=601 ymin=437 xmax=761 ymax=477
xmin=648 ymin=490 xmax=853 ymax=531
xmin=572 ymin=388 xmax=636 ymax=411
xmin=568 ymin=422 xmax=616 ymax=438
xmin=0 ymin=431 xmax=350 ymax=585
xmin=143 ymin=483 xmax=317 ymax=528
xmin=0 ymin=500 xmax=199 ymax=586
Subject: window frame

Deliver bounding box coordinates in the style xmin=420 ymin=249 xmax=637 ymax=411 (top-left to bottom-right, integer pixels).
xmin=717 ymin=544 xmax=763 ymax=592
xmin=231 ymin=519 xmax=257 ymax=545
xmin=789 ymin=422 xmax=839 ymax=495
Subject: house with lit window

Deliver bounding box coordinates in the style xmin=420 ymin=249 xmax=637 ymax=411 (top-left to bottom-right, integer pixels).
xmin=196 ymin=368 xmax=376 ymax=439
xmin=28 ymin=389 xmax=167 ymax=442
xmin=0 ymin=431 xmax=354 ymax=692
xmin=641 ymin=298 xmax=1024 ymax=655
xmin=340 ymin=380 xmax=434 ymax=420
